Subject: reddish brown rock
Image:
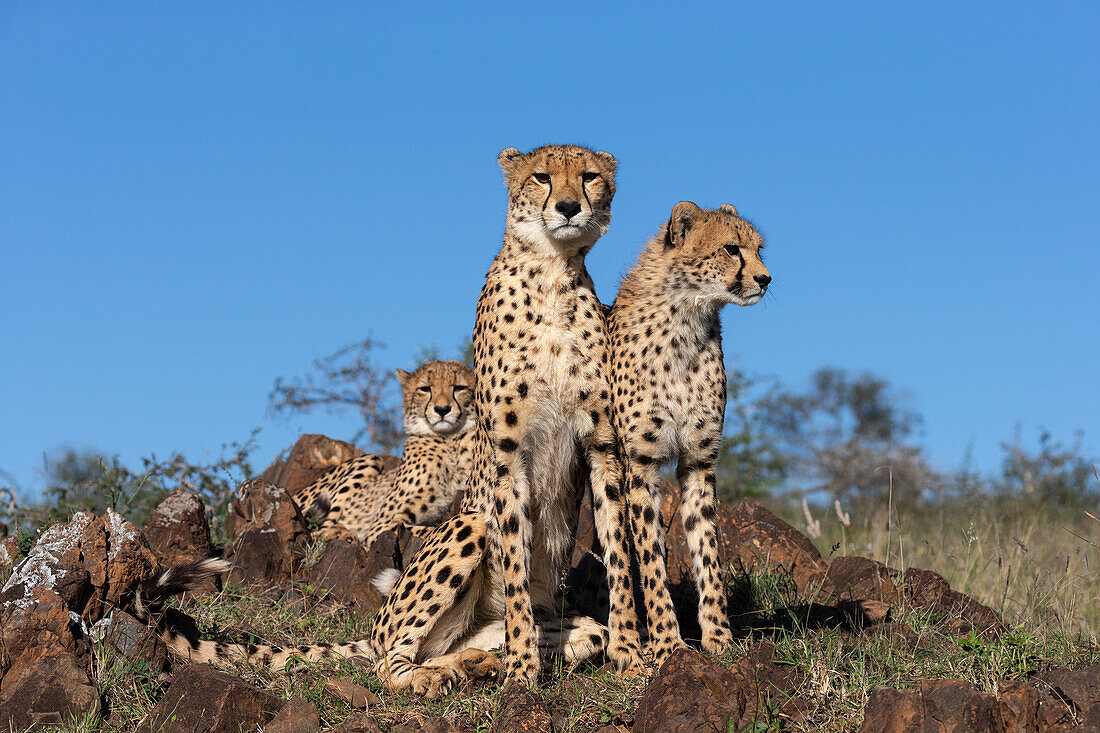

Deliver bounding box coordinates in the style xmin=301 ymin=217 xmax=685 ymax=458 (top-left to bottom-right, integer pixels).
xmin=903 ymin=568 xmax=1005 ymax=639
xmin=102 ymin=508 xmax=157 ymax=606
xmin=826 ymin=555 xmax=900 ymax=604
xmin=721 ymin=498 xmax=832 ymax=596
xmin=1033 ymin=665 xmax=1100 ymax=730
xmin=421 ymin=718 xmax=462 ymax=733
xmin=0 ymin=536 xmax=18 ymax=571
xmin=859 ymin=679 xmax=1005 ymax=732
xmin=228 ymin=479 xmax=310 ymax=586
xmin=860 ymin=686 xmax=924 ymax=732
xmin=307 ymin=538 xmax=385 ymax=612
xmin=633 ymin=648 xmax=746 ymax=733
xmin=0 ymin=587 xmax=88 ymax=669
xmin=997 ymin=679 xmax=1040 ymax=733
xmin=137 ymin=663 xmax=285 ymax=732
xmin=265 ymin=696 xmax=321 ymax=733
xmin=103 ymin=610 xmax=169 ymax=671
xmin=143 ymin=491 xmax=213 ymax=566
xmin=495 ymin=684 xmax=555 ymax=733
xmin=323 ymin=678 xmax=381 ymax=709
xmin=0 ymin=648 xmax=100 ymax=731
xmin=259 ymin=434 xmax=377 ymax=497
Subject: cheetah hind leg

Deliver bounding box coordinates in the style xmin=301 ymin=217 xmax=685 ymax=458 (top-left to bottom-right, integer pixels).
xmin=371 ymin=513 xmax=492 ymax=699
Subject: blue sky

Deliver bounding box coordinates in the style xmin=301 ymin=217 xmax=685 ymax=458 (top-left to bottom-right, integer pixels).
xmin=2 ymin=2 xmax=1098 ymax=496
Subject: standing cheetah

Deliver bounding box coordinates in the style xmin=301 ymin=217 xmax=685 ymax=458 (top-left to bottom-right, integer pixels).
xmin=609 ymin=201 xmax=771 ymax=664
xmin=299 ymin=360 xmax=477 ymax=547
xmin=156 ymin=146 xmax=644 ymax=698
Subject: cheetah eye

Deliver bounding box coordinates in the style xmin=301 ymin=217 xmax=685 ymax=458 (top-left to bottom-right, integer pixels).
xmin=723 ymin=244 xmax=740 ymax=257
xmin=417 ymin=386 xmax=431 ymax=394
xmin=582 ymin=172 xmax=599 ymax=183
xmin=454 ymin=385 xmax=469 ymax=393
xmin=533 ymin=173 xmax=551 ymax=184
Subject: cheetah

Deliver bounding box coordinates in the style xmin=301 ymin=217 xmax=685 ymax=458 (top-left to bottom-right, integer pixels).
xmin=609 ymin=201 xmax=771 ymax=664
xmin=299 ymin=360 xmax=477 ymax=548
xmin=155 ymin=146 xmax=644 ymax=698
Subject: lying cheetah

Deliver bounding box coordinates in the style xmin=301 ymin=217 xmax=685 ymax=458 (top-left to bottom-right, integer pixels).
xmin=301 ymin=360 xmax=477 ymax=547
xmin=609 ymin=201 xmax=771 ymax=664
xmin=156 ymin=146 xmax=644 ymax=698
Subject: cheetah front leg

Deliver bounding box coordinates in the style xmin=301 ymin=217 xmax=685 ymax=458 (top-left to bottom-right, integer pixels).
xmin=677 ymin=461 xmax=733 ymax=654
xmin=583 ymin=423 xmax=646 ymax=675
xmin=369 ymin=513 xmax=494 ymax=698
xmin=625 ymin=458 xmax=689 ymax=665
xmin=491 ymin=448 xmax=540 ymax=687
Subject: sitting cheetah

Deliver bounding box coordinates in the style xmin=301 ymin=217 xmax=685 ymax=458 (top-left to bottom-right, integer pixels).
xmin=156 ymin=146 xmax=644 ymax=698
xmin=300 ymin=360 xmax=477 ymax=548
xmin=609 ymin=201 xmax=771 ymax=664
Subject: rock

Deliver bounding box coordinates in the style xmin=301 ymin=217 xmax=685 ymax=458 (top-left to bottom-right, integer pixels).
xmin=721 ymin=498 xmax=831 ymax=596
xmin=902 ymin=568 xmax=1005 ymax=639
xmin=103 ymin=610 xmax=169 ymax=671
xmin=0 ymin=586 xmax=89 ymax=669
xmin=1033 ymin=665 xmax=1100 ymax=730
xmin=421 ymin=718 xmax=461 ymax=732
xmin=323 ymin=678 xmax=381 ymax=709
xmin=0 ymin=648 xmax=100 ymax=731
xmin=102 ymin=508 xmax=158 ymax=607
xmin=143 ymin=491 xmax=213 ymax=566
xmin=265 ymin=697 xmax=321 ymax=733
xmin=633 ymin=648 xmax=745 ymax=732
xmin=0 ymin=536 xmax=18 ymax=570
xmin=307 ymin=538 xmax=385 ymax=612
xmin=258 ymin=434 xmax=377 ymax=497
xmin=731 ymin=641 xmax=808 ymax=725
xmin=137 ymin=663 xmax=285 ymax=732
xmin=331 ymin=712 xmax=383 ymax=732
xmin=996 ymin=679 xmax=1039 ymax=733
xmin=495 ymin=684 xmax=555 ymax=733
xmin=860 ymin=686 xmax=924 ymax=732
xmin=826 ymin=556 xmax=900 ymax=604
xmin=859 ymin=679 xmax=1005 ymax=732
xmin=228 ymin=479 xmax=310 ymax=586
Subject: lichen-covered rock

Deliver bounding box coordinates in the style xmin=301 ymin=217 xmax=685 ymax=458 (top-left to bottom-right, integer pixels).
xmin=137 ymin=663 xmax=285 ymax=732
xmin=227 ymin=479 xmax=310 ymax=586
xmin=143 ymin=491 xmax=213 ymax=566
xmin=102 ymin=508 xmax=157 ymax=606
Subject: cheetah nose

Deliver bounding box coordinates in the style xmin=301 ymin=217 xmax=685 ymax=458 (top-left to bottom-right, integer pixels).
xmin=555 ymin=199 xmax=582 ymax=220
xmin=434 ymin=405 xmax=452 ymax=417
xmin=754 ymin=274 xmax=772 ymax=288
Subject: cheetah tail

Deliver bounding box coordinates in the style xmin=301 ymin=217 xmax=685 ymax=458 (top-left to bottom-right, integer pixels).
xmin=131 ymin=558 xmax=376 ymax=669
xmin=371 ymin=568 xmax=402 ymax=597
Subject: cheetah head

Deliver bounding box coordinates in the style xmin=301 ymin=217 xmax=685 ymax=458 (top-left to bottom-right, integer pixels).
xmin=497 ymin=145 xmax=617 ymax=255
xmin=395 ymin=360 xmax=476 ymax=437
xmin=664 ymin=201 xmax=771 ymax=307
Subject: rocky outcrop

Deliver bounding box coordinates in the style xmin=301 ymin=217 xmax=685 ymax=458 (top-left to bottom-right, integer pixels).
xmin=0 ymin=510 xmax=156 ymax=730
xmin=494 ymin=684 xmax=555 ymax=733
xmin=902 ymin=567 xmax=1005 ymax=639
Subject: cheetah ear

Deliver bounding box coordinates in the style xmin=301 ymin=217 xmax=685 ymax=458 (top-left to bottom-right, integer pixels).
xmin=395 ymin=368 xmax=410 ymax=389
xmin=497 ymin=147 xmax=525 ymax=176
xmin=593 ymin=150 xmax=617 ymax=170
xmin=719 ymin=203 xmax=739 ymax=218
xmin=665 ymin=201 xmax=703 ymax=250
